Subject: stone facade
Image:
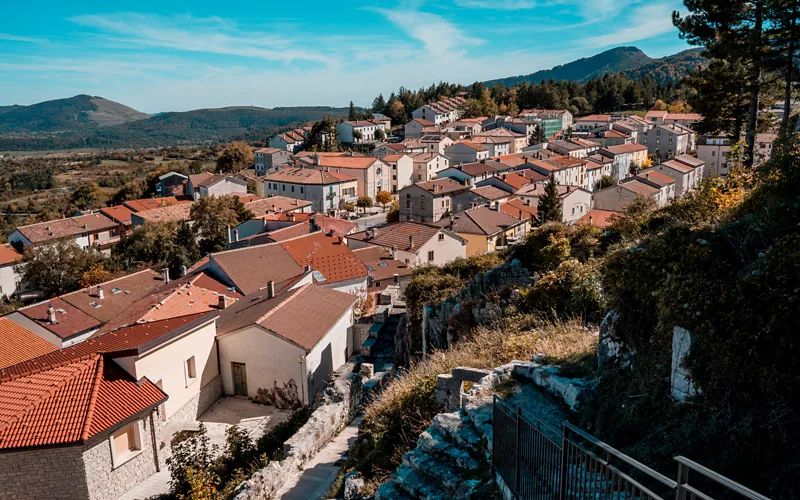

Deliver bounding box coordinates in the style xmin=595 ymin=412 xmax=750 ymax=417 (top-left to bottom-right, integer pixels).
xmin=0 ymin=409 xmax=166 ymax=500
xmin=83 ymin=411 xmax=165 ymax=500
xmin=232 ymin=364 xmax=365 ymax=499
xmin=169 ymin=375 xmax=223 ymax=424
xmin=0 ymin=446 xmax=89 ymax=499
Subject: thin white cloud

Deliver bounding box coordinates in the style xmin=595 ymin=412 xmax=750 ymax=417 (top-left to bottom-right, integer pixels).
xmin=371 ymin=7 xmax=484 ymax=58
xmin=69 ymin=13 xmax=334 ymax=65
xmin=0 ymin=33 xmax=48 ymax=44
xmin=582 ymin=4 xmax=677 ymax=47
xmin=454 ymin=0 xmax=536 ymax=10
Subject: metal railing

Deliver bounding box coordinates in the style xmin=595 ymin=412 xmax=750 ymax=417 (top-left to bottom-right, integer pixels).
xmin=492 ymin=397 xmax=771 ymax=500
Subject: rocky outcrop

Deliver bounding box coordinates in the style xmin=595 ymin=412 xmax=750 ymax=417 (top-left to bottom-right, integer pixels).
xmin=375 ymin=408 xmax=492 ymax=500
xmin=423 ymin=259 xmax=532 ymax=352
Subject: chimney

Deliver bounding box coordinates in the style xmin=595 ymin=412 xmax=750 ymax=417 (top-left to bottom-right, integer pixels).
xmin=519 ymin=210 xmax=524 ymax=220
xmin=524 ymin=156 xmax=529 ymax=163
xmin=288 ymin=213 xmax=295 ymax=222
xmin=83 ymin=224 xmax=88 ymax=229
xmin=161 ymin=199 xmax=165 ymax=206
xmin=589 ymin=215 xmax=594 ymax=225
xmin=162 ymin=268 xmax=170 ymax=284
xmin=233 ymin=229 xmax=239 ymax=242
xmin=272 ymin=204 xmax=276 ymax=211
xmin=227 ymin=225 xmax=232 ymax=244
xmin=182 ymin=265 xmax=188 ymax=277
xmin=218 ymin=294 xmax=228 ymax=310
xmin=337 ymin=235 xmax=344 ymax=244
xmin=393 ymin=273 xmax=400 ymax=285
xmin=97 ymin=286 xmax=104 ymax=300
xmin=267 ymin=280 xmax=275 ymax=299
xmin=391 ymin=245 xmax=398 ymax=259
xmin=48 ymin=304 xmax=58 ymax=324
xmin=408 ymin=234 xmax=414 ymax=249
xmin=304 ymin=265 xmax=312 ymax=273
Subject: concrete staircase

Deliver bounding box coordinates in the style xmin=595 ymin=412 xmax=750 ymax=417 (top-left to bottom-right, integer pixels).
xmin=375 ymin=403 xmax=496 ymax=500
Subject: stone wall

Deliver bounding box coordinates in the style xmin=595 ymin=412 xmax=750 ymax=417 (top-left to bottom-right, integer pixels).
xmin=82 ymin=410 xmax=165 ymax=500
xmin=670 ymin=326 xmax=696 ymax=401
xmin=169 ymin=375 xmax=223 ymax=424
xmin=422 ymin=259 xmax=532 ymax=353
xmin=232 ymin=364 xmax=365 ymax=499
xmin=0 ymin=445 xmax=89 ymax=499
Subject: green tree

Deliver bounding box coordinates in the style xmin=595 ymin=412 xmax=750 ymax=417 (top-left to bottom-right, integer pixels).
xmin=374 ymin=128 xmax=386 ymax=141
xmin=18 ymin=239 xmax=105 ymax=298
xmin=110 ymin=181 xmax=145 ymax=205
xmin=684 ymin=59 xmax=750 ymax=138
xmin=112 ymin=221 xmax=180 ymax=270
xmin=529 ymin=124 xmax=546 ymax=146
xmin=537 ymin=174 xmax=563 ymax=224
xmin=375 ymin=190 xmax=392 ymax=211
xmin=348 ymin=101 xmax=358 ymax=121
xmin=190 ymin=195 xmax=253 ymax=254
xmin=69 ymin=183 xmax=106 ymax=211
xmin=356 ymin=196 xmax=373 ymax=214
xmin=599 ymin=175 xmax=615 ymax=189
xmin=352 ymin=130 xmax=363 ymax=142
xmin=372 ymin=94 xmax=386 ymax=113
xmin=216 ymin=142 xmax=254 ymax=174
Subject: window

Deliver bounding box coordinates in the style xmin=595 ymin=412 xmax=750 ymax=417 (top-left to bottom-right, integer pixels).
xmin=669 ymin=138 xmax=673 ymax=145
xmin=300 ymin=187 xmax=304 ymax=194
xmin=656 ymin=139 xmax=660 ymax=145
xmin=374 ymin=281 xmax=381 ymax=288
xmin=282 ymin=185 xmax=286 ymax=191
xmin=110 ymin=421 xmax=142 ymax=467
xmin=438 ymin=233 xmax=445 ymax=241
xmin=406 ymin=200 xmax=411 ymax=208
xmin=291 ymin=186 xmax=295 ymax=192
xmin=185 ymin=356 xmax=197 ymax=386
xmin=428 ymin=251 xmax=435 ymax=261
xmin=711 ymin=151 xmax=716 ymax=156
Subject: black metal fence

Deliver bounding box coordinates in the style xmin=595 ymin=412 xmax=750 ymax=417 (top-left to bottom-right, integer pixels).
xmin=492 ymin=396 xmax=771 ymax=500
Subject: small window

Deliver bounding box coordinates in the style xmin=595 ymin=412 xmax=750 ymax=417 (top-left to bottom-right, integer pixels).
xmin=428 ymin=251 xmax=435 ymax=261
xmin=110 ymin=421 xmax=142 ymax=467
xmin=438 ymin=233 xmax=445 ymax=241
xmin=185 ymin=356 xmax=197 ymax=386
xmin=374 ymin=281 xmax=381 ymax=288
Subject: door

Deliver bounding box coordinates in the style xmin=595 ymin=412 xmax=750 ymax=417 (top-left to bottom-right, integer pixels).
xmin=232 ymin=363 xmax=248 ymax=397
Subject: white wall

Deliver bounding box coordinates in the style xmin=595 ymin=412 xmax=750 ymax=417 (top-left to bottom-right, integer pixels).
xmin=218 ymin=325 xmax=309 ymax=403
xmin=129 ymin=321 xmax=219 ymax=420
xmin=304 ymin=307 xmax=354 ymax=397
xmin=0 ymin=264 xmax=20 ymax=297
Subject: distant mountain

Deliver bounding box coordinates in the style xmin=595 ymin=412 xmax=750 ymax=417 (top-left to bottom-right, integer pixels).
xmin=484 ymin=46 xmax=705 ymax=87
xmin=0 ymin=95 xmax=149 ymax=132
xmin=0 ymin=98 xmax=350 ymax=151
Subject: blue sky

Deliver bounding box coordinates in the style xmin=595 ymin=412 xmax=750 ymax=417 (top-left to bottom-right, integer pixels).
xmin=0 ymin=0 xmax=691 ymax=113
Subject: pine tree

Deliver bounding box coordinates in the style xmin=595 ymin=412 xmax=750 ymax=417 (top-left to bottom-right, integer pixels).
xmin=348 ymin=101 xmax=358 ymax=121
xmin=372 ymin=94 xmax=386 ymax=113
xmin=537 ymin=175 xmax=563 ymax=224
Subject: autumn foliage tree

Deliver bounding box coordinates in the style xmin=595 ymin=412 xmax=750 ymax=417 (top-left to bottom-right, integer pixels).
xmin=18 ymin=239 xmax=106 ymax=298
xmin=216 ymin=142 xmax=254 ymax=174
xmin=375 ymin=191 xmax=392 ymax=211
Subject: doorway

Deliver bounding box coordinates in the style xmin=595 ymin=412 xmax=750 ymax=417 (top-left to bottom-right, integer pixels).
xmin=232 ymin=363 xmax=248 ymax=397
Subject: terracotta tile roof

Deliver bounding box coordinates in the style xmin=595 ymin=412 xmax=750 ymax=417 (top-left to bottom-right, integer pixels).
xmin=347 ymin=221 xmax=446 ymax=252
xmin=476 ymin=128 xmax=524 ymax=138
xmin=471 ymin=185 xmax=510 ymax=201
xmin=255 ymin=147 xmax=283 ymax=154
xmin=381 ymin=154 xmax=406 ymax=163
xmin=665 ymin=113 xmax=702 ymax=121
xmin=210 ymin=243 xmax=305 ymax=295
xmin=492 ymin=172 xmax=531 ymax=191
xmin=380 ymin=144 xmax=407 ymax=153
xmin=516 ymin=184 xmax=586 ymax=198
xmin=672 ymin=154 xmax=704 ymax=168
xmin=295 ymin=151 xmax=363 ymax=158
xmin=313 ymin=214 xmax=357 ymax=237
xmin=645 ymin=110 xmax=669 ymax=119
xmin=59 ymin=270 xmax=164 ymax=324
xmin=601 ymin=143 xmax=648 ymax=155
xmin=245 ymin=196 xmax=312 ymax=215
xmin=620 ymin=179 xmax=660 ymax=197
xmin=500 ymin=197 xmax=537 ymax=220
xmin=494 ymin=155 xmax=527 ymax=168
xmin=133 ymin=203 xmax=193 ymax=224
xmin=437 ymin=206 xmax=526 ymax=236
xmin=100 ymin=205 xmax=136 ymax=226
xmin=660 ymin=160 xmax=694 ymax=174
xmin=352 ymin=247 xmax=413 ymax=283
xmin=637 ymin=170 xmax=676 ymax=187
xmin=0 ymin=243 xmax=23 ymax=267
xmin=515 ymin=169 xmax=549 ymax=183
xmin=0 ymin=354 xmax=165 ymax=450
xmin=263 ymin=223 xmax=312 ymax=242
xmin=343 ymin=120 xmax=383 ymax=127
xmin=72 ymin=213 xmax=118 ymax=232
xmin=264 ymin=167 xmax=356 ymax=185
xmin=414 ymin=177 xmax=469 ymax=195
xmin=451 ymin=141 xmax=488 ymax=152
xmin=316 ymin=156 xmax=379 ymax=170
xmin=456 ymin=161 xmax=507 ymax=176
xmin=570 ymin=138 xmax=600 ymax=148
xmin=216 ymin=284 xmax=356 ymax=351
xmin=19 ymin=298 xmax=102 ymax=340
xmin=235 ymin=194 xmax=261 ymax=204
xmin=576 ymin=114 xmax=612 ymax=122
xmin=576 ymin=209 xmax=618 ymax=229
xmin=279 ymin=232 xmax=367 ymax=284
xmin=0 ymin=318 xmax=56 ymax=369
xmin=410 ymin=118 xmax=435 ymax=126
xmin=123 ymin=197 xmax=188 ymax=212
xmin=14 ymin=215 xmax=114 ymax=245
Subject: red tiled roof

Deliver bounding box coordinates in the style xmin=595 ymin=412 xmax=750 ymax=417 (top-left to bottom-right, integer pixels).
xmin=123 ymin=197 xmax=188 ymax=213
xmin=216 ymin=284 xmax=356 ymax=351
xmin=245 ymin=196 xmax=312 ymax=215
xmin=576 ymin=114 xmax=612 ymax=122
xmin=620 ymin=179 xmax=660 ymax=197
xmin=493 ymin=172 xmax=531 ymax=191
xmin=317 ymin=156 xmax=379 ymax=170
xmin=500 ymin=197 xmax=537 ymax=220
xmin=279 ymin=232 xmax=367 ymax=284
xmin=0 ymin=354 xmax=165 ymax=450
xmin=0 ymin=318 xmax=56 ymax=369
xmin=133 ymin=203 xmax=193 ymax=224
xmin=494 ymin=155 xmax=527 ymax=168
xmin=210 ymin=244 xmax=305 ymax=295
xmin=100 ymin=205 xmax=136 ymax=226
xmin=601 ymin=143 xmax=648 ymax=155
xmin=0 ymin=244 xmax=23 ymax=267
xmin=347 ymin=221 xmax=448 ymax=252
xmin=437 ymin=205 xmax=526 ymax=236
xmin=19 ymin=298 xmax=102 ymax=340
xmin=576 ymin=209 xmax=617 ymax=229
xmin=59 ymin=270 xmax=164 ymax=324
xmin=381 ymin=154 xmax=407 ymax=162
xmin=13 ymin=213 xmax=116 ymax=244
xmin=352 ymin=247 xmax=413 ymax=283
xmin=637 ymin=170 xmax=676 ymax=187
xmin=471 ymin=185 xmax=510 ymax=201
xmin=415 ymin=177 xmax=470 ymax=195
xmin=410 ymin=118 xmax=435 ymax=126
xmin=265 ymin=167 xmax=356 ymax=185
xmin=515 ymin=169 xmax=549 ymax=183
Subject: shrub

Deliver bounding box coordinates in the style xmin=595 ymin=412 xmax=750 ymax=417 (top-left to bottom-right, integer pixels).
xmin=523 ymin=259 xmax=605 ymax=322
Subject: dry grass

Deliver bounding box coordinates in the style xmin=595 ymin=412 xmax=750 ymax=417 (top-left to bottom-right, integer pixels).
xmin=352 ymin=315 xmax=597 ymax=490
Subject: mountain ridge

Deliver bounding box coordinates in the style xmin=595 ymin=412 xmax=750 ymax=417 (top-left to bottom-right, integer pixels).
xmin=483 ymin=46 xmax=705 ymax=87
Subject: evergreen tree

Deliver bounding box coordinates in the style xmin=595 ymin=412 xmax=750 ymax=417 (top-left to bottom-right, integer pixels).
xmin=348 ymin=101 xmax=358 ymax=121
xmin=372 ymin=94 xmax=386 ymax=113
xmin=537 ymin=175 xmax=563 ymax=224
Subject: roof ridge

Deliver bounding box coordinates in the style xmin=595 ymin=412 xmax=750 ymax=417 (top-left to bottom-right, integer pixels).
xmin=255 ymin=283 xmax=312 ymax=326
xmin=59 ymin=268 xmax=159 ymax=299
xmin=0 ymin=352 xmax=99 ymax=383
xmin=80 ymin=354 xmax=104 ymax=441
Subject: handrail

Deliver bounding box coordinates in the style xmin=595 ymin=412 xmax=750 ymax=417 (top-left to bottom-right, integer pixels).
xmin=674 ymin=456 xmax=771 ymax=500
xmin=493 ymin=397 xmax=562 ymax=440
xmin=564 ymin=421 xmax=678 ymax=489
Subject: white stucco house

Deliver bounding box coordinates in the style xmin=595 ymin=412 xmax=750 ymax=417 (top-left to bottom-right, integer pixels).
xmin=335 ymin=120 xmax=387 ymax=144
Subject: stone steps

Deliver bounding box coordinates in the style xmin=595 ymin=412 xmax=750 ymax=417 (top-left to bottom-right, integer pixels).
xmin=417 ymin=427 xmax=480 ymax=471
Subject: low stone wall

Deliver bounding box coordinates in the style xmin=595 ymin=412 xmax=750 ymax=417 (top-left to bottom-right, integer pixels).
xmin=0 ymin=444 xmax=89 ymax=500
xmin=232 ymin=364 xmax=365 ymax=499
xmin=169 ymin=375 xmax=223 ymax=425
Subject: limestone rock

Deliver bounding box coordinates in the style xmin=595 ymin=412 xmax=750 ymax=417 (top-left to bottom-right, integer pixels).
xmin=343 ymin=470 xmax=365 ymax=500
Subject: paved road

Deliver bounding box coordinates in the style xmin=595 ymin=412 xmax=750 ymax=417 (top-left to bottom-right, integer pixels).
xmin=275 ymin=416 xmax=363 ymax=499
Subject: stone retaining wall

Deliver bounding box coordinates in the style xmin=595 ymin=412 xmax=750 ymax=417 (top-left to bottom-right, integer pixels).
xmin=169 ymin=375 xmax=223 ymax=425
xmin=232 ymin=364 xmax=365 ymax=499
